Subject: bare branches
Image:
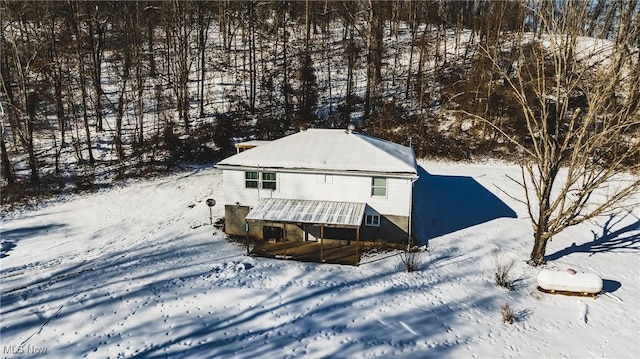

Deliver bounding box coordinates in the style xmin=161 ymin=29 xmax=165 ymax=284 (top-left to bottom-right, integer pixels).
xmin=466 ymin=1 xmax=640 ymax=264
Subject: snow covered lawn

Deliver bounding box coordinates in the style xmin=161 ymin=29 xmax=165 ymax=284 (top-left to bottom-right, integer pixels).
xmin=1 ymin=161 xmax=639 ymax=358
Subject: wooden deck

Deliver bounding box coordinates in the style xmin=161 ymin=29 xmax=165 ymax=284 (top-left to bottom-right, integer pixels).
xmin=252 ymin=241 xmax=361 ymax=265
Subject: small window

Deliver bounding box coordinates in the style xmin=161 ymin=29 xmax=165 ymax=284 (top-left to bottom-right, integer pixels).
xmin=371 ymin=177 xmax=387 ymax=196
xmin=245 ymin=171 xmax=258 ymax=188
xmin=262 ymin=172 xmax=277 ymax=190
xmin=365 ymin=214 xmax=380 ymax=227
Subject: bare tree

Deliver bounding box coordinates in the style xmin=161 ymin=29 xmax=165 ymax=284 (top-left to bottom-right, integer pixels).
xmin=66 ymin=1 xmax=96 ymax=165
xmin=464 ymin=1 xmax=640 ymax=265
xmin=86 ymin=2 xmax=108 ymax=132
xmin=364 ymin=0 xmax=383 ymax=118
xmin=281 ymin=1 xmax=293 ymax=131
xmin=165 ymin=1 xmax=196 ymax=133
xmin=197 ymin=2 xmax=212 ymax=119
xmin=0 ymin=5 xmax=16 ymax=185
xmin=112 ymin=3 xmax=136 ymax=163
xmin=1 ymin=2 xmax=43 ymax=183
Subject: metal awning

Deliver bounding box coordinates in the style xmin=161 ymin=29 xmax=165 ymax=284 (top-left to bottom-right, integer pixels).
xmin=245 ymin=198 xmax=366 ymax=228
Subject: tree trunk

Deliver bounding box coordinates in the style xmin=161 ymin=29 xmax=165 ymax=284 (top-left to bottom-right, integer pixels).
xmin=405 ymin=0 xmax=416 ymax=101
xmin=282 ymin=3 xmax=291 ymax=131
xmin=80 ymin=63 xmax=95 ymax=165
xmin=530 ymin=214 xmax=550 ymax=265
xmin=0 ymin=127 xmax=15 ymax=185
xmin=323 ymin=3 xmax=332 ymax=116
xmin=198 ymin=2 xmax=208 ymax=118
xmin=148 ymin=11 xmax=157 ymax=78
xmin=136 ymin=58 xmax=144 ymax=146
xmin=346 ymin=22 xmax=355 ymax=105
xmin=87 ymin=16 xmax=105 ymax=132
xmin=134 ymin=2 xmax=145 ymax=147
xmin=365 ymin=0 xmax=383 ymax=118
xmin=53 ymin=73 xmax=66 ymax=148
xmin=1 ymin=50 xmax=24 ymax=150
xmin=72 ymin=2 xmax=95 ymax=165
xmin=528 ymin=162 xmax=557 ymax=265
xmin=26 ymin=92 xmax=39 ymax=183
xmin=115 ymin=54 xmax=131 ymax=162
xmin=115 ymin=88 xmax=127 ymax=162
xmin=247 ymin=1 xmax=256 ymax=114
xmin=167 ymin=1 xmax=193 ymax=133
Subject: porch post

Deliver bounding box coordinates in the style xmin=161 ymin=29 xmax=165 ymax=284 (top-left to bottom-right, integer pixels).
xmin=320 ymin=225 xmax=324 ymax=262
xmin=245 ymin=221 xmax=250 ymax=256
xmin=283 ymin=224 xmax=287 ymax=259
xmin=355 ymin=226 xmax=360 ymax=266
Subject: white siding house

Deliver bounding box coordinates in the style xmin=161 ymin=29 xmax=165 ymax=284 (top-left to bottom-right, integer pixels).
xmin=216 ymin=128 xmax=418 ymax=244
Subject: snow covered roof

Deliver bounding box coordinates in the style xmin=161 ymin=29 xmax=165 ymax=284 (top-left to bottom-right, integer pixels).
xmin=217 ymin=129 xmax=417 ymax=176
xmin=246 ymin=198 xmax=366 ymax=228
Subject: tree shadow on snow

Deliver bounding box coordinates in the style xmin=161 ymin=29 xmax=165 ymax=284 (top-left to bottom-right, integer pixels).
xmin=545 ymin=213 xmax=640 ymax=262
xmin=0 ymin=224 xmax=67 ymax=258
xmin=127 ymin=256 xmax=494 ymax=359
xmin=412 ymin=165 xmax=517 ymax=245
xmin=1 ymin=224 xmax=510 ymax=358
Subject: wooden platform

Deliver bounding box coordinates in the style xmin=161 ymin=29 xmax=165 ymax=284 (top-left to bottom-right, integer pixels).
xmin=252 ymin=241 xmax=361 ymax=265
xmin=537 ymin=286 xmax=599 ymax=298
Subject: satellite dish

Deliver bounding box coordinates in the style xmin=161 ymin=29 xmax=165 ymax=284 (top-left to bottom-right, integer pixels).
xmin=347 ymin=124 xmax=355 ymax=134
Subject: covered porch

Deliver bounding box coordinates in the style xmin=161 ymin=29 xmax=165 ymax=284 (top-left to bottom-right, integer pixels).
xmin=245 ymin=198 xmax=366 ymax=265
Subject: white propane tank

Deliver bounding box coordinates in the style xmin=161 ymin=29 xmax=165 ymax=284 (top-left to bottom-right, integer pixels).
xmin=537 ymin=269 xmax=603 ymax=294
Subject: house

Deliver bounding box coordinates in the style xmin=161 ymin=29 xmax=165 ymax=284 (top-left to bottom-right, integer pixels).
xmin=216 ymin=128 xmax=418 ymax=245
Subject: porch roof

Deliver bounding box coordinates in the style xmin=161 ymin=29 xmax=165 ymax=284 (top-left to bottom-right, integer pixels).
xmin=245 ymin=198 xmax=366 ymax=228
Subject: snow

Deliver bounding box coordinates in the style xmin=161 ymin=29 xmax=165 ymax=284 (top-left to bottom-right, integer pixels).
xmin=217 ymin=129 xmax=417 ymax=176
xmin=245 ymin=198 xmax=366 ymax=228
xmin=1 ymin=160 xmax=639 ymax=358
xmin=537 ymin=270 xmax=603 ymax=294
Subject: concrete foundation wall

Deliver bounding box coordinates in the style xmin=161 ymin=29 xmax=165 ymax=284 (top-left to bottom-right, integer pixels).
xmin=361 ymin=214 xmax=409 ymax=244
xmin=225 ymin=205 xmax=255 ymax=237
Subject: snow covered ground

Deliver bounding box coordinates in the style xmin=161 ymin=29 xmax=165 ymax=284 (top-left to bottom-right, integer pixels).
xmin=1 ymin=160 xmax=639 ymax=358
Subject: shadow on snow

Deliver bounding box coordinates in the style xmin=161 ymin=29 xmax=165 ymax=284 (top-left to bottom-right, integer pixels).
xmin=545 ymin=213 xmax=640 ymax=262
xmin=412 ymin=165 xmax=517 ymax=245
xmin=127 ymin=250 xmax=492 ymax=358
xmin=1 ymin=229 xmax=503 ymax=358
xmin=1 ymin=224 xmax=68 ymax=258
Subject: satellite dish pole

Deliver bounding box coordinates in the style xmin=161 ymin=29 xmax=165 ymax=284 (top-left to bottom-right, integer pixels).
xmin=206 ymin=198 xmax=216 ymax=225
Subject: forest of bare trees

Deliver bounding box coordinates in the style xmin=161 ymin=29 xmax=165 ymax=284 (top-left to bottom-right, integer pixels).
xmin=1 ymin=0 xmax=638 ymax=212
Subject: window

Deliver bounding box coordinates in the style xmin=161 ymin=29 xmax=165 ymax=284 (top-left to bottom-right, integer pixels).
xmin=365 ymin=214 xmax=380 ymax=227
xmin=262 ymin=172 xmax=277 ymax=190
xmin=371 ymin=177 xmax=387 ymax=196
xmin=245 ymin=172 xmax=258 ymax=188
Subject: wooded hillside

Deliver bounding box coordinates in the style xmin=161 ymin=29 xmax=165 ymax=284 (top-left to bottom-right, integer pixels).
xmin=1 ymin=0 xmax=638 ymax=205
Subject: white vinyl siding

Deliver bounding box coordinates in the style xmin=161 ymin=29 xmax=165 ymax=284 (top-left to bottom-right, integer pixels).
xmin=223 ymin=169 xmax=412 ymax=217
xmin=277 ymin=172 xmax=410 ymax=216
xmin=316 ymin=174 xmax=333 ymax=184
